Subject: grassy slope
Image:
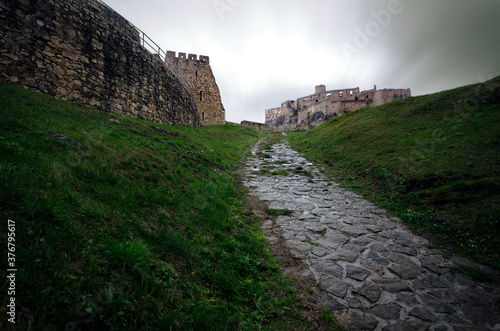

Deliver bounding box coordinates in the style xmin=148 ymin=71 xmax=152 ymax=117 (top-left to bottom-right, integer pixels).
xmin=0 ymin=85 xmax=335 ymax=330
xmin=288 ymin=77 xmax=500 ymax=267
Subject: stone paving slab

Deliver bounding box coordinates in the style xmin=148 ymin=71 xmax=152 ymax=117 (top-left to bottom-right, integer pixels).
xmin=244 ymin=137 xmax=500 ymax=331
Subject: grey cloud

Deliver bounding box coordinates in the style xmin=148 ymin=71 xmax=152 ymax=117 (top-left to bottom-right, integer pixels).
xmin=103 ymin=0 xmax=500 ymax=123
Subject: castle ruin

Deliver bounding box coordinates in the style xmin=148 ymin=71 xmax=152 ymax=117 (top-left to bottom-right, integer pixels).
xmin=266 ymin=85 xmax=411 ymax=131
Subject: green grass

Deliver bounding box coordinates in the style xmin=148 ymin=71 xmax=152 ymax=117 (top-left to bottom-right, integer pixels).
xmin=294 ymin=166 xmax=313 ymax=178
xmin=288 ymin=76 xmax=500 ymax=268
xmin=259 ymin=153 xmax=272 ymax=159
xmin=0 ymin=85 xmax=332 ymax=330
xmin=266 ymin=209 xmax=292 ymax=216
xmin=449 ymin=264 xmax=492 ymax=283
xmin=271 ymin=170 xmax=288 ymax=176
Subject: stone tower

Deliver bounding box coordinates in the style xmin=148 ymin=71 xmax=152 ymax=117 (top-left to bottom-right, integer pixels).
xmin=315 ymin=85 xmax=326 ymax=94
xmin=167 ymin=52 xmax=226 ymax=126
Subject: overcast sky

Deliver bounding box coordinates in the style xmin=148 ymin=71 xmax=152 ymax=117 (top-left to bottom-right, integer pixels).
xmin=101 ymin=0 xmax=500 ymax=124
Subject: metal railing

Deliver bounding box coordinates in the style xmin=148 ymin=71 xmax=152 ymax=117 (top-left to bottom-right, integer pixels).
xmin=87 ymin=0 xmax=192 ymax=89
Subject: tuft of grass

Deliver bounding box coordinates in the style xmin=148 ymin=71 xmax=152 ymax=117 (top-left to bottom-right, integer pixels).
xmin=252 ymin=168 xmax=270 ymax=175
xmin=271 ymin=169 xmax=288 ymax=176
xmin=319 ymin=310 xmax=345 ymax=330
xmin=0 ymin=85 xmax=324 ymax=330
xmin=266 ymin=209 xmax=292 ymax=216
xmin=259 ymin=153 xmax=272 ymax=159
xmin=450 ymin=264 xmax=492 ymax=283
xmin=288 ymin=76 xmax=500 ymax=267
xmin=294 ymin=166 xmax=313 ymax=178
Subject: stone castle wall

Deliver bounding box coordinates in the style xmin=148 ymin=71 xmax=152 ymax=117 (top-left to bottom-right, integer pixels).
xmin=0 ymin=0 xmax=201 ymax=127
xmin=240 ymin=121 xmax=268 ymax=132
xmin=225 ymin=121 xmax=269 ymax=132
xmin=266 ymin=85 xmax=411 ymax=131
xmin=167 ymin=52 xmax=226 ymax=126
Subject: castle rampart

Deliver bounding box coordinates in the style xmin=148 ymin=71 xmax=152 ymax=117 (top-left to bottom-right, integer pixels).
xmin=266 ymin=85 xmax=410 ymax=131
xmin=0 ymin=0 xmax=226 ymax=127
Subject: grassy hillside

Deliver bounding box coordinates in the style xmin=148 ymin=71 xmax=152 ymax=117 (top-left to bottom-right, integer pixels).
xmin=0 ymin=85 xmax=339 ymax=330
xmin=288 ymin=77 xmax=500 ymax=267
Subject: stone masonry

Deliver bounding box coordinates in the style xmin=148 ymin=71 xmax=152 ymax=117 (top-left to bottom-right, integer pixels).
xmin=266 ymin=85 xmax=411 ymax=131
xmin=167 ymin=51 xmax=226 ymax=126
xmin=0 ymin=0 xmax=210 ymax=127
xmin=244 ymin=136 xmax=500 ymax=330
xmin=225 ymin=120 xmax=269 ymax=132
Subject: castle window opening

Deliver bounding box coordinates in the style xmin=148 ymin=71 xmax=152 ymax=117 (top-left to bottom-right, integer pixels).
xmin=202 ymin=112 xmax=205 ymax=120
xmin=339 ymin=91 xmax=343 ymax=97
xmin=195 ymin=71 xmax=198 ymax=78
xmin=326 ymin=93 xmax=332 ymax=97
xmin=350 ymin=90 xmax=353 ymax=95
xmin=316 ymin=99 xmax=319 ymax=103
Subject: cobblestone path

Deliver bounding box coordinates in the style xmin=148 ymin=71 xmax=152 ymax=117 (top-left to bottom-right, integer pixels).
xmin=243 ymin=137 xmax=500 ymax=331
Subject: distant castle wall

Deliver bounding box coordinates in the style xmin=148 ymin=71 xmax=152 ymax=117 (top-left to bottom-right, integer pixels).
xmin=225 ymin=120 xmax=269 ymax=132
xmin=240 ymin=121 xmax=268 ymax=132
xmin=167 ymin=51 xmax=225 ymax=126
xmin=266 ymin=85 xmax=411 ymax=131
xmin=0 ymin=0 xmax=208 ymax=127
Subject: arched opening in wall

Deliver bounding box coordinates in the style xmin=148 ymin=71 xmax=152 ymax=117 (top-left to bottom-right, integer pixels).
xmin=339 ymin=91 xmax=343 ymax=97
xmin=355 ymin=97 xmax=358 ymax=101
xmin=350 ymin=90 xmax=353 ymax=96
xmin=200 ymin=91 xmax=203 ymax=101
xmin=202 ymin=112 xmax=205 ymax=121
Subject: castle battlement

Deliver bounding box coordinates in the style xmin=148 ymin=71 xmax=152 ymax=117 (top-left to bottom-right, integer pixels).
xmin=165 ymin=50 xmax=224 ymax=126
xmin=166 ymin=51 xmax=210 ymax=64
